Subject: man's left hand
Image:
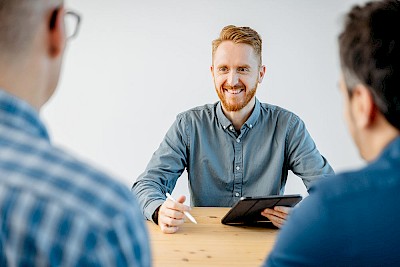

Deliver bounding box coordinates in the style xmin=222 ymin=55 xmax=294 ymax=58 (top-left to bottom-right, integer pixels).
xmin=261 ymin=206 xmax=292 ymax=228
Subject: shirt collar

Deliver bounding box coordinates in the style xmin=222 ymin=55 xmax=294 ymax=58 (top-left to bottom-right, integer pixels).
xmin=216 ymin=97 xmax=261 ymax=131
xmin=244 ymin=98 xmax=261 ymax=129
xmin=216 ymin=102 xmax=231 ymax=130
xmin=0 ymin=89 xmax=50 ymax=141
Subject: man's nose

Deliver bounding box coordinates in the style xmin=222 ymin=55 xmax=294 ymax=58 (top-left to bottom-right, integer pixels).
xmin=227 ymin=71 xmax=239 ymax=86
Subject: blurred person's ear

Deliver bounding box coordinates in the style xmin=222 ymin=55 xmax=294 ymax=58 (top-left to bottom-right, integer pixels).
xmin=350 ymin=84 xmax=377 ymax=130
xmin=47 ymin=7 xmax=65 ymax=58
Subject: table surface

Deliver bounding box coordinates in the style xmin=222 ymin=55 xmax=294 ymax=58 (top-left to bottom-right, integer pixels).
xmin=147 ymin=207 xmax=278 ymax=267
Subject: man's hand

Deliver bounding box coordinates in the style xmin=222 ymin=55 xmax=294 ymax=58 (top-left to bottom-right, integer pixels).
xmin=158 ymin=195 xmax=191 ymax=234
xmin=261 ymin=206 xmax=292 ymax=228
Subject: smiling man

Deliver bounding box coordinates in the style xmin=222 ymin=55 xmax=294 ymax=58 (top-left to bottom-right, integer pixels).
xmin=132 ymin=25 xmax=333 ymax=233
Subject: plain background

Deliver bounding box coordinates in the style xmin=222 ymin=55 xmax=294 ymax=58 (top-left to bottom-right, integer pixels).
xmin=43 ymin=0 xmax=369 ymax=203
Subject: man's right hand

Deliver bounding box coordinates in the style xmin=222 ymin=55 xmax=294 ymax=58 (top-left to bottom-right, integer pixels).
xmin=157 ymin=195 xmax=190 ymax=234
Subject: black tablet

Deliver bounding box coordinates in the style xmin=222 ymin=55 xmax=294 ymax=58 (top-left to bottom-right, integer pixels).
xmin=221 ymin=194 xmax=303 ymax=225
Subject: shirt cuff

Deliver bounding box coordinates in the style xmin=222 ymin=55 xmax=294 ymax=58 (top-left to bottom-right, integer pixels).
xmin=152 ymin=206 xmax=161 ymax=225
xmin=145 ymin=199 xmax=165 ymax=223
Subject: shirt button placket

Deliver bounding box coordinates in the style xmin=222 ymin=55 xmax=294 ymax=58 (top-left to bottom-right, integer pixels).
xmin=233 ymin=138 xmax=243 ymax=198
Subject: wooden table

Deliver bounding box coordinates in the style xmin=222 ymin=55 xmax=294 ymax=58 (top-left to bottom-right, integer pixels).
xmin=146 ymin=207 xmax=278 ymax=267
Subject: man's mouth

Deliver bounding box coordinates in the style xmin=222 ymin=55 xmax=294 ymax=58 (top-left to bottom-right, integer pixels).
xmin=224 ymin=88 xmax=244 ymax=94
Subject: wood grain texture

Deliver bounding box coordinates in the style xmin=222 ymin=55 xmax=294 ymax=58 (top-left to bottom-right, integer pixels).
xmin=147 ymin=207 xmax=278 ymax=267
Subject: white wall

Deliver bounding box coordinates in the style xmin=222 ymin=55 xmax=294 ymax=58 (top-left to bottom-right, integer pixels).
xmin=42 ymin=0 xmax=369 ymax=202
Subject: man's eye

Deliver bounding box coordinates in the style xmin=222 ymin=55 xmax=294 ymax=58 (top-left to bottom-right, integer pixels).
xmin=219 ymin=67 xmax=228 ymax=72
xmin=238 ymin=67 xmax=248 ymax=72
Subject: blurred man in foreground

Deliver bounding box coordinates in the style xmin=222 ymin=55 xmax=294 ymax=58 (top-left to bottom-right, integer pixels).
xmin=265 ymin=0 xmax=400 ymax=265
xmin=0 ymin=0 xmax=150 ymax=265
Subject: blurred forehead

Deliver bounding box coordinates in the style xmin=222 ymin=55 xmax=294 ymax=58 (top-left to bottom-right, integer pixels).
xmin=213 ymin=41 xmax=259 ymax=67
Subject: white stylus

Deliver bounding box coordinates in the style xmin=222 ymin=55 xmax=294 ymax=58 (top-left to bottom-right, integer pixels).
xmin=166 ymin=193 xmax=198 ymax=224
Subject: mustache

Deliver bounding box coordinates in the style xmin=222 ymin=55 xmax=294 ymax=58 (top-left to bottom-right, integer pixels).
xmin=223 ymin=84 xmax=245 ymax=90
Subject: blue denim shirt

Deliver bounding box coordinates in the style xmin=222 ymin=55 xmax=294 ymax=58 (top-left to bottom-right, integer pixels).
xmin=132 ymin=98 xmax=334 ymax=221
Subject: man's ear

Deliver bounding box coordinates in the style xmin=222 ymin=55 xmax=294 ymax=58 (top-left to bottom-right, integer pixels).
xmin=48 ymin=7 xmax=65 ymax=58
xmin=258 ymin=65 xmax=266 ymax=83
xmin=210 ymin=65 xmax=214 ymax=79
xmin=350 ymin=84 xmax=377 ymax=129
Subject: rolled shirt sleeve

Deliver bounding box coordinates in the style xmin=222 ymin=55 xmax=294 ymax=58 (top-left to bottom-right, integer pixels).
xmin=132 ymin=115 xmax=188 ymax=221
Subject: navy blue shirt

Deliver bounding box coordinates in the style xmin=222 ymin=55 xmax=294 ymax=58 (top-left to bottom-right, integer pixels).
xmin=265 ymin=136 xmax=400 ymax=266
xmin=133 ymin=98 xmax=333 ymax=222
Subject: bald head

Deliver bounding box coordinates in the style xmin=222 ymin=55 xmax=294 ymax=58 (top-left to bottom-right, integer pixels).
xmin=0 ymin=0 xmax=62 ymax=57
xmin=0 ymin=0 xmax=67 ymax=110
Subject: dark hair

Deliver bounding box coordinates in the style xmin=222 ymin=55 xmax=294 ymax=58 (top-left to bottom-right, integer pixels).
xmin=339 ymin=0 xmax=400 ymax=130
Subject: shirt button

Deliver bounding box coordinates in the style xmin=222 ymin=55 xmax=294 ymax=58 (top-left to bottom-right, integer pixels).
xmin=249 ymin=124 xmax=253 ymax=128
xmin=236 ymin=166 xmax=240 ymax=171
xmin=235 ymin=192 xmax=240 ymax=197
xmin=230 ymin=126 xmax=234 ymax=131
xmin=236 ymin=138 xmax=241 ymax=143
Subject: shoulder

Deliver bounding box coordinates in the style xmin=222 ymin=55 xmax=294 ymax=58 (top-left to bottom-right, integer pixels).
xmin=306 ymin=171 xmax=361 ymax=204
xmin=286 ymin=170 xmax=370 ymax=225
xmin=310 ymin=162 xmax=398 ymax=199
xmin=174 ymin=103 xmax=218 ymax=127
xmin=301 ymin=163 xmax=400 ymax=217
xmin=5 ymin=134 xmax=138 ymax=227
xmin=257 ymin=103 xmax=306 ymax=137
xmin=51 ymin=146 xmax=136 ymax=217
xmin=269 ymin=161 xmax=400 ymax=265
xmin=40 ymin=147 xmax=150 ymax=252
xmin=176 ymin=103 xmax=217 ymax=120
xmin=0 ymin=134 xmax=149 ymax=258
xmin=259 ymin=102 xmax=302 ymax=125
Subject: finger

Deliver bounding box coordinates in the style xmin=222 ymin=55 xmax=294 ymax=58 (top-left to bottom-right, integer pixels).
xmin=261 ymin=210 xmax=286 ymax=224
xmin=162 ymin=208 xmax=185 ymax=220
xmin=261 ymin=209 xmax=286 ymax=220
xmin=160 ymin=202 xmax=185 ymax=220
xmin=176 ymin=195 xmax=186 ymax=204
xmin=274 ymin=206 xmax=292 ymax=214
xmin=159 ymin=203 xmax=186 ymax=225
xmin=272 ymin=221 xmax=284 ymax=229
xmin=160 ymin=223 xmax=179 ymax=234
xmin=161 ymin=216 xmax=185 ymax=227
xmin=159 ymin=213 xmax=185 ymax=227
xmin=159 ymin=206 xmax=185 ymax=225
xmin=262 ymin=208 xmax=274 ymax=214
xmin=164 ymin=197 xmax=191 ymax=212
xmin=160 ymin=201 xmax=180 ymax=216
xmin=262 ymin=213 xmax=285 ymax=228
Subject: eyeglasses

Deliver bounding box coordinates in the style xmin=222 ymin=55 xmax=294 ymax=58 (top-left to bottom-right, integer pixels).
xmin=64 ymin=10 xmax=81 ymax=40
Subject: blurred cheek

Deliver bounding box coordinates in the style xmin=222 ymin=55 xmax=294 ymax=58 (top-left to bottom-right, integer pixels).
xmin=343 ymin=105 xmax=350 ymax=125
xmin=342 ymin=98 xmax=348 ymax=122
xmin=344 ymin=101 xmax=356 ymax=139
